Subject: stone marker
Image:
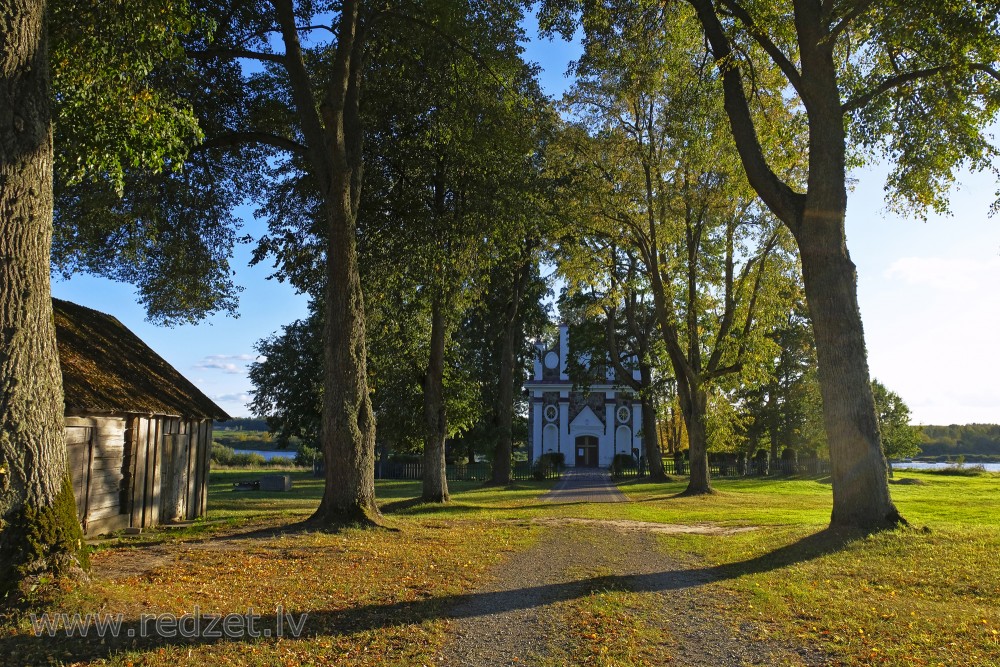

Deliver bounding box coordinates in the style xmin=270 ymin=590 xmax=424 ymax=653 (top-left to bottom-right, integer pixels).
xmin=260 ymin=474 xmax=293 ymax=492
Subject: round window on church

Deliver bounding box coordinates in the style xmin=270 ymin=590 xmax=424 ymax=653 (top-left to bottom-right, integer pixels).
xmin=544 ymin=405 xmax=558 ymax=422
xmin=616 ymin=406 xmax=631 ymax=424
xmin=544 ymin=351 xmax=559 ymax=369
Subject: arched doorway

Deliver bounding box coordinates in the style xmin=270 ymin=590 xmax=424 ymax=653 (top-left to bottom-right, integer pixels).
xmin=575 ymin=435 xmax=599 ymax=468
xmin=615 ymin=426 xmax=631 ymax=456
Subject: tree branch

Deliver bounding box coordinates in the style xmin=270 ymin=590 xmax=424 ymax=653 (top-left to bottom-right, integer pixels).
xmin=186 ymin=47 xmax=286 ymax=65
xmin=195 ymin=131 xmax=307 ymax=156
xmin=842 ymin=65 xmax=947 ymax=112
xmin=375 ymin=10 xmax=513 ymax=93
xmin=841 ymin=61 xmax=1000 ymax=113
xmin=603 ymin=307 xmax=642 ymax=391
xmin=827 ymin=0 xmax=876 ymax=45
xmin=686 ymin=0 xmax=806 ymax=230
xmin=717 ymin=0 xmax=804 ymax=96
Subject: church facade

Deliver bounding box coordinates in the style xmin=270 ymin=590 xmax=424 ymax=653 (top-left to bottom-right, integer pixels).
xmin=525 ymin=324 xmax=642 ymax=468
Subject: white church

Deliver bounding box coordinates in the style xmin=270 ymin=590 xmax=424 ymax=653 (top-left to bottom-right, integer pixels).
xmin=525 ymin=324 xmax=642 ymax=468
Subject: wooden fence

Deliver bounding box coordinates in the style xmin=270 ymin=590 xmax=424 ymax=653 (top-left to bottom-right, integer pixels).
xmin=612 ymin=457 xmax=831 ymax=479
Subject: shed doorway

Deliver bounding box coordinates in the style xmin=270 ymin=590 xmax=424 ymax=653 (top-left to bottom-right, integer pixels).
xmin=575 ymin=435 xmax=599 ymax=468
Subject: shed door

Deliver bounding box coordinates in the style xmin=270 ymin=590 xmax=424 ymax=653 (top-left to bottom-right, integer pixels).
xmin=65 ymin=427 xmax=94 ymax=526
xmin=161 ymin=433 xmax=190 ymax=521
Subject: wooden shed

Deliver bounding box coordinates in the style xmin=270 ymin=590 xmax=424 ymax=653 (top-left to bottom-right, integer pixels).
xmin=53 ymin=299 xmax=230 ymax=535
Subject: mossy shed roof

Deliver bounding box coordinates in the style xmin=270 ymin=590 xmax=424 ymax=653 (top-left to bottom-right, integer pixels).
xmin=54 ymin=299 xmax=230 ymax=420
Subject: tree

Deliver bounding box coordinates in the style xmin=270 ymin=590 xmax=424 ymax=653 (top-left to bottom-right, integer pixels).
xmin=248 ymin=310 xmax=324 ymax=448
xmin=358 ymin=7 xmax=547 ymax=499
xmin=871 ymin=379 xmax=921 ymax=462
xmin=1 ymin=0 xmax=209 ymax=598
xmin=738 ymin=292 xmax=816 ymax=460
xmin=560 ymin=260 xmax=671 ymax=481
xmin=551 ymin=2 xmax=800 ymax=494
xmin=544 ymin=0 xmax=1000 ymax=528
xmin=0 ymin=0 xmax=88 ymax=599
xmin=248 ymin=3 xmax=546 ymax=499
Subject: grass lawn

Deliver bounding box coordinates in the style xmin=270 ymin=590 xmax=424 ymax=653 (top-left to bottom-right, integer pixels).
xmin=611 ymin=472 xmax=1000 ymax=667
xmin=2 ymin=468 xmax=998 ymax=666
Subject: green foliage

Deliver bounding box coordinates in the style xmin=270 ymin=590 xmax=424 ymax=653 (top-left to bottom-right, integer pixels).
xmin=50 ymin=0 xmax=205 ymax=194
xmin=248 ymin=311 xmax=323 ymax=448
xmin=294 ymin=442 xmax=320 ymax=468
xmin=871 ymin=379 xmax=922 ymax=460
xmin=210 ymin=443 xmax=267 ymax=467
xmin=611 ymin=452 xmax=637 ymax=475
xmin=841 ymin=2 xmax=1000 ymax=216
xmin=919 ymin=424 xmax=1000 ymax=456
xmin=539 ymin=451 xmax=566 ymax=468
xmin=49 ymin=0 xmax=254 ymax=324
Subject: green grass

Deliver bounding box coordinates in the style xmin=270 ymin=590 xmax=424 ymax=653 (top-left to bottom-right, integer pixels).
xmin=609 ymin=472 xmax=1000 ymax=666
xmin=4 ymin=469 xmax=998 ymax=666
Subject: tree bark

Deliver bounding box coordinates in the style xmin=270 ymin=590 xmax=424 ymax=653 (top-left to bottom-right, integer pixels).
xmin=490 ymin=257 xmax=531 ymax=486
xmin=796 ymin=220 xmax=902 ymax=528
xmin=422 ymin=292 xmax=449 ymax=502
xmin=639 ymin=396 xmax=666 ymax=481
xmin=638 ymin=364 xmax=666 ymax=482
xmin=0 ymin=0 xmax=88 ymax=597
xmin=687 ymin=0 xmax=902 ymax=528
xmin=315 ymin=201 xmax=380 ymax=523
xmin=678 ymin=383 xmax=712 ymax=495
xmin=276 ymin=0 xmax=380 ymax=525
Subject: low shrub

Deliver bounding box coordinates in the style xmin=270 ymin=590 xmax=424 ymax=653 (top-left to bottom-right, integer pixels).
xmin=539 ymin=452 xmax=565 ymax=468
xmin=211 ymin=443 xmax=267 ymax=467
xmin=295 ymin=442 xmax=320 ymax=467
xmin=611 ymin=452 xmax=637 ymax=476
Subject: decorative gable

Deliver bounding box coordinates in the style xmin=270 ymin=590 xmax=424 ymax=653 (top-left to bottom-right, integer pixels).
xmin=569 ymin=405 xmax=603 ymax=433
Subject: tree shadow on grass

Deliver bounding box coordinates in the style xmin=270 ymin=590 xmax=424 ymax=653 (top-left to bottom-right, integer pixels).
xmin=2 ymin=527 xmax=859 ymax=663
xmin=379 ymin=498 xmax=587 ymax=516
xmin=92 ymin=515 xmax=403 ymax=556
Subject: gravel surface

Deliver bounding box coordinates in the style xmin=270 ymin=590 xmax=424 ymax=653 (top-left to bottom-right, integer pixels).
xmin=436 ymin=470 xmax=826 ymax=666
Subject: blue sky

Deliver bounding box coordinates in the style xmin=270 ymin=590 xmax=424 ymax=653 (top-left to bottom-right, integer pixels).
xmin=52 ymin=16 xmax=999 ymax=426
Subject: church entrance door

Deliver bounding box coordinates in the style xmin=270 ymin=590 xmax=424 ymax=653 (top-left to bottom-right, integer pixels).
xmin=575 ymin=435 xmax=599 ymax=467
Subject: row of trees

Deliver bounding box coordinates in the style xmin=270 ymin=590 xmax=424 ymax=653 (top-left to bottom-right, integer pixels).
xmin=1 ymin=0 xmax=997 ymax=596
xmin=539 ymin=0 xmax=1000 ymax=526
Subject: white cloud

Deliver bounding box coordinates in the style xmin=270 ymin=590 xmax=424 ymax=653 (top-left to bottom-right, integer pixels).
xmin=195 ymin=361 xmax=244 ymax=374
xmin=195 ymin=354 xmax=258 ymax=374
xmin=203 ymin=353 xmax=256 ymax=362
xmin=863 ymin=254 xmax=1000 ymax=424
xmin=213 ymin=392 xmax=253 ymax=404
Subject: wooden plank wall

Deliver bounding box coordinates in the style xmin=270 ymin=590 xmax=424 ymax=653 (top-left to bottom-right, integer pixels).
xmin=65 ymin=416 xmax=128 ymax=535
xmin=64 ymin=413 xmax=213 ymax=534
xmin=65 ymin=426 xmax=93 ymax=522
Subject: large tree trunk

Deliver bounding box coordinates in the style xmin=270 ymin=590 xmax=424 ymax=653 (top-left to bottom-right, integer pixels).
xmin=490 ymin=258 xmax=531 ymax=486
xmin=797 ymin=222 xmax=902 ymax=528
xmin=277 ymin=0 xmax=380 ymax=525
xmin=680 ymin=385 xmax=712 ymax=495
xmin=0 ymin=0 xmax=88 ymax=597
xmin=638 ymin=364 xmax=666 ymax=482
xmin=422 ymin=293 xmax=449 ymax=502
xmin=795 ymin=32 xmax=901 ymax=529
xmin=315 ymin=202 xmax=379 ymax=524
xmin=488 ymin=323 xmax=515 ymax=486
xmin=687 ymin=0 xmax=901 ymax=529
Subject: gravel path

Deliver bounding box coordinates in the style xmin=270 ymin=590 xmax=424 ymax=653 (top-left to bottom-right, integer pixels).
xmin=540 ymin=467 xmax=628 ymax=503
xmin=436 ymin=471 xmax=823 ymax=666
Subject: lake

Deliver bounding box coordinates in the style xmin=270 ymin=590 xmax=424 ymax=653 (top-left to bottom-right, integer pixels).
xmin=892 ymin=461 xmax=1000 ymax=472
xmin=233 ymin=448 xmax=296 ymax=462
